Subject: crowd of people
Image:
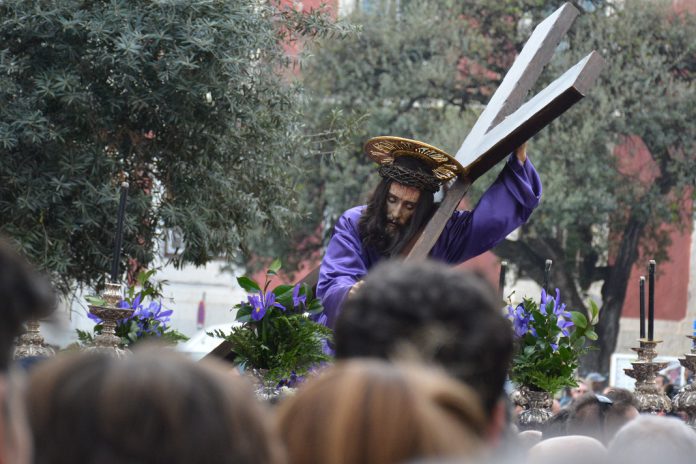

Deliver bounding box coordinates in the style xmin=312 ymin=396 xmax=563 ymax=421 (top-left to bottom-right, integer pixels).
xmin=2 ymin=237 xmax=696 ymax=464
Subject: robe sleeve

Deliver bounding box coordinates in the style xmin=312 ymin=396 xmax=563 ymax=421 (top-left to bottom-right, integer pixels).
xmin=316 ymin=208 xmax=369 ymax=328
xmin=432 ymin=153 xmax=542 ymax=264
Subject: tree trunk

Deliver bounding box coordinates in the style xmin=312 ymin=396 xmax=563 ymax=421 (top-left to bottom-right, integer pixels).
xmin=582 ymin=214 xmax=646 ymax=373
xmin=495 ymin=235 xmax=586 ymax=318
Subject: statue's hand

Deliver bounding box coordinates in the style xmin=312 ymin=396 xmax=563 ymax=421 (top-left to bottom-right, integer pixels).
xmin=348 ymin=280 xmax=364 ymax=298
xmin=515 ymin=142 xmax=528 ymax=164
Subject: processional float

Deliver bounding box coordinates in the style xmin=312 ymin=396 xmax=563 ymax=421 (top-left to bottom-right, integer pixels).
xmin=206 ymin=1 xmax=605 ymax=360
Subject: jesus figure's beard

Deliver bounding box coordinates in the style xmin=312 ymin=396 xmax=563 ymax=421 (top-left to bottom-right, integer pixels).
xmin=383 ymin=220 xmax=408 ymax=256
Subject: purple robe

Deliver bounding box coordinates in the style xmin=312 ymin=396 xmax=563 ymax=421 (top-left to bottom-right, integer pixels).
xmin=317 ymin=154 xmax=542 ymax=328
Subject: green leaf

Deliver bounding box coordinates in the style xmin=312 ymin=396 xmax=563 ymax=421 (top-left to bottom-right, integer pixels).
xmin=237 ymin=276 xmax=261 ymax=293
xmin=273 ymin=284 xmax=294 ymax=297
xmin=235 ymin=305 xmax=252 ymax=320
xmin=571 ymin=311 xmax=588 ymax=329
xmin=589 ymin=300 xmax=600 ymax=325
xmin=85 ymin=295 xmax=106 ymax=306
xmin=585 ymin=329 xmax=599 ymax=341
xmin=267 ymin=258 xmax=282 ymax=275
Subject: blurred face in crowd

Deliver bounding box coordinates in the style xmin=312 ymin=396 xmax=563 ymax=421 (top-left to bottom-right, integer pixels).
xmin=571 ymin=382 xmax=588 ymax=399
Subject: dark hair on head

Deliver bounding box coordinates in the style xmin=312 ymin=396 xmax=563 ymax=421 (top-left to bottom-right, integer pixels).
xmin=0 ymin=238 xmax=56 ymax=370
xmin=334 ymin=259 xmax=513 ymax=416
xmin=542 ymin=408 xmax=570 ymax=439
xmin=358 ymin=177 xmax=435 ymax=257
xmin=26 ymin=347 xmax=283 ymax=464
xmin=604 ymin=387 xmax=638 ymax=411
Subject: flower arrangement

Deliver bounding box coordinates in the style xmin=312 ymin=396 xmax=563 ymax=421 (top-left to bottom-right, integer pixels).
xmin=79 ymin=270 xmax=188 ymax=347
xmin=506 ymin=288 xmax=600 ymax=394
xmin=213 ymin=259 xmax=332 ymax=385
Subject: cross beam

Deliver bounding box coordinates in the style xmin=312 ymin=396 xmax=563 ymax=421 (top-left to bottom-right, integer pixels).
xmin=406 ymin=3 xmax=604 ymax=261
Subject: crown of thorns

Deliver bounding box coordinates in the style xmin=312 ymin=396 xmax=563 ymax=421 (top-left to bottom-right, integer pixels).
xmin=379 ymin=163 xmax=441 ymax=193
xmin=364 ymin=137 xmax=464 ymax=188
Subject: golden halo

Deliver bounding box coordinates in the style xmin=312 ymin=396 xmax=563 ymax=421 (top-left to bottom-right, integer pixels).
xmin=364 ymin=136 xmax=464 ymax=182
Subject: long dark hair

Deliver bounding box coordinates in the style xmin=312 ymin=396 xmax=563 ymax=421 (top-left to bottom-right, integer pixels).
xmin=358 ymin=178 xmax=435 ymax=257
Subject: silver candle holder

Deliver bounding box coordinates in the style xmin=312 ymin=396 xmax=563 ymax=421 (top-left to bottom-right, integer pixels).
xmin=85 ymin=282 xmax=133 ymax=358
xmin=624 ymin=339 xmax=671 ymax=414
xmin=14 ymin=319 xmax=55 ymax=359
xmin=672 ymin=335 xmax=696 ymax=427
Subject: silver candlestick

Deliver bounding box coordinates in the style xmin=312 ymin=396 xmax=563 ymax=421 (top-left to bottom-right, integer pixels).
xmin=672 ymin=335 xmax=696 ymax=427
xmin=85 ymin=282 xmax=133 ymax=358
xmin=14 ymin=319 xmax=55 ymax=359
xmin=624 ymin=339 xmax=671 ymax=414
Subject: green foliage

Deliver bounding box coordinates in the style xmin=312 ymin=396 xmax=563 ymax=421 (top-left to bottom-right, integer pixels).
xmin=0 ymin=0 xmax=348 ymax=293
xmin=215 ymin=260 xmax=332 ymax=384
xmin=507 ymin=291 xmax=600 ymax=393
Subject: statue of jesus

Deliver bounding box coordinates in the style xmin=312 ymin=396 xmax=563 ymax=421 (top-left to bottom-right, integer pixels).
xmin=316 ymin=136 xmax=541 ymax=328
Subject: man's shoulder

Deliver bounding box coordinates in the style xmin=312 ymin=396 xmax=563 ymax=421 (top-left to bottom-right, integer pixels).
xmin=339 ymin=206 xmax=366 ymax=224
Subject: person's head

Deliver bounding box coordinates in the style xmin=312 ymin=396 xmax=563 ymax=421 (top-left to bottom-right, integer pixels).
xmin=527 ymin=435 xmax=607 ymax=464
xmin=359 ymin=136 xmax=463 ymax=257
xmin=0 ymin=237 xmax=57 ymax=464
xmin=655 ymin=374 xmax=669 ymax=391
xmin=603 ymin=387 xmax=639 ymax=440
xmin=584 ymin=372 xmax=606 ymax=394
xmin=359 ymin=158 xmax=436 ymax=256
xmin=26 ymin=346 xmax=282 ymax=464
xmin=609 ymin=415 xmax=696 ymax=464
xmin=0 ymin=238 xmax=56 ymax=371
xmin=566 ymin=392 xmax=636 ymax=445
xmin=541 ymin=408 xmax=570 ymax=439
xmin=276 ymin=359 xmax=487 ymax=464
xmin=570 ymin=381 xmax=589 ymax=400
xmin=334 ymin=260 xmax=513 ymax=435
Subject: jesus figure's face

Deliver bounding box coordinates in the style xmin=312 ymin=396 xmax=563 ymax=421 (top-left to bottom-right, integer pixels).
xmin=385 ymin=182 xmax=421 ymax=236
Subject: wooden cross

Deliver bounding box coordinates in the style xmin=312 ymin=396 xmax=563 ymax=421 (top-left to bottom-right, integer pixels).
xmin=406 ymin=2 xmax=603 ymax=260
xmin=204 ymin=2 xmax=604 ymax=361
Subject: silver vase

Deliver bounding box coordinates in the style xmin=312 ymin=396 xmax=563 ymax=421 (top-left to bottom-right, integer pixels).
xmin=517 ymin=387 xmax=553 ymax=430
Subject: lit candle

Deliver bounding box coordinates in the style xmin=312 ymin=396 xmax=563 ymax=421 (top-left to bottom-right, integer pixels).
xmin=648 ymin=260 xmax=655 ymax=341
xmin=639 ymin=276 xmax=645 ymax=339
xmin=110 ymin=182 xmax=129 ymax=283
xmin=499 ymin=261 xmax=507 ymax=299
xmin=543 ymin=259 xmax=552 ymax=291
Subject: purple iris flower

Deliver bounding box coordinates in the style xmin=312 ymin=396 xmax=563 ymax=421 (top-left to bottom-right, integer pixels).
xmin=249 ymin=291 xmax=286 ymax=321
xmin=507 ymin=304 xmax=531 ymax=338
xmin=550 ymin=342 xmax=559 ymax=352
xmin=541 ymin=288 xmax=574 ymax=336
xmin=557 ymin=317 xmax=574 ymax=336
xmin=292 ymin=284 xmax=306 ymax=309
xmin=540 ymin=289 xmax=550 ymax=315
xmin=541 ymin=288 xmax=569 ymax=317
xmin=135 ymin=301 xmax=173 ymax=326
